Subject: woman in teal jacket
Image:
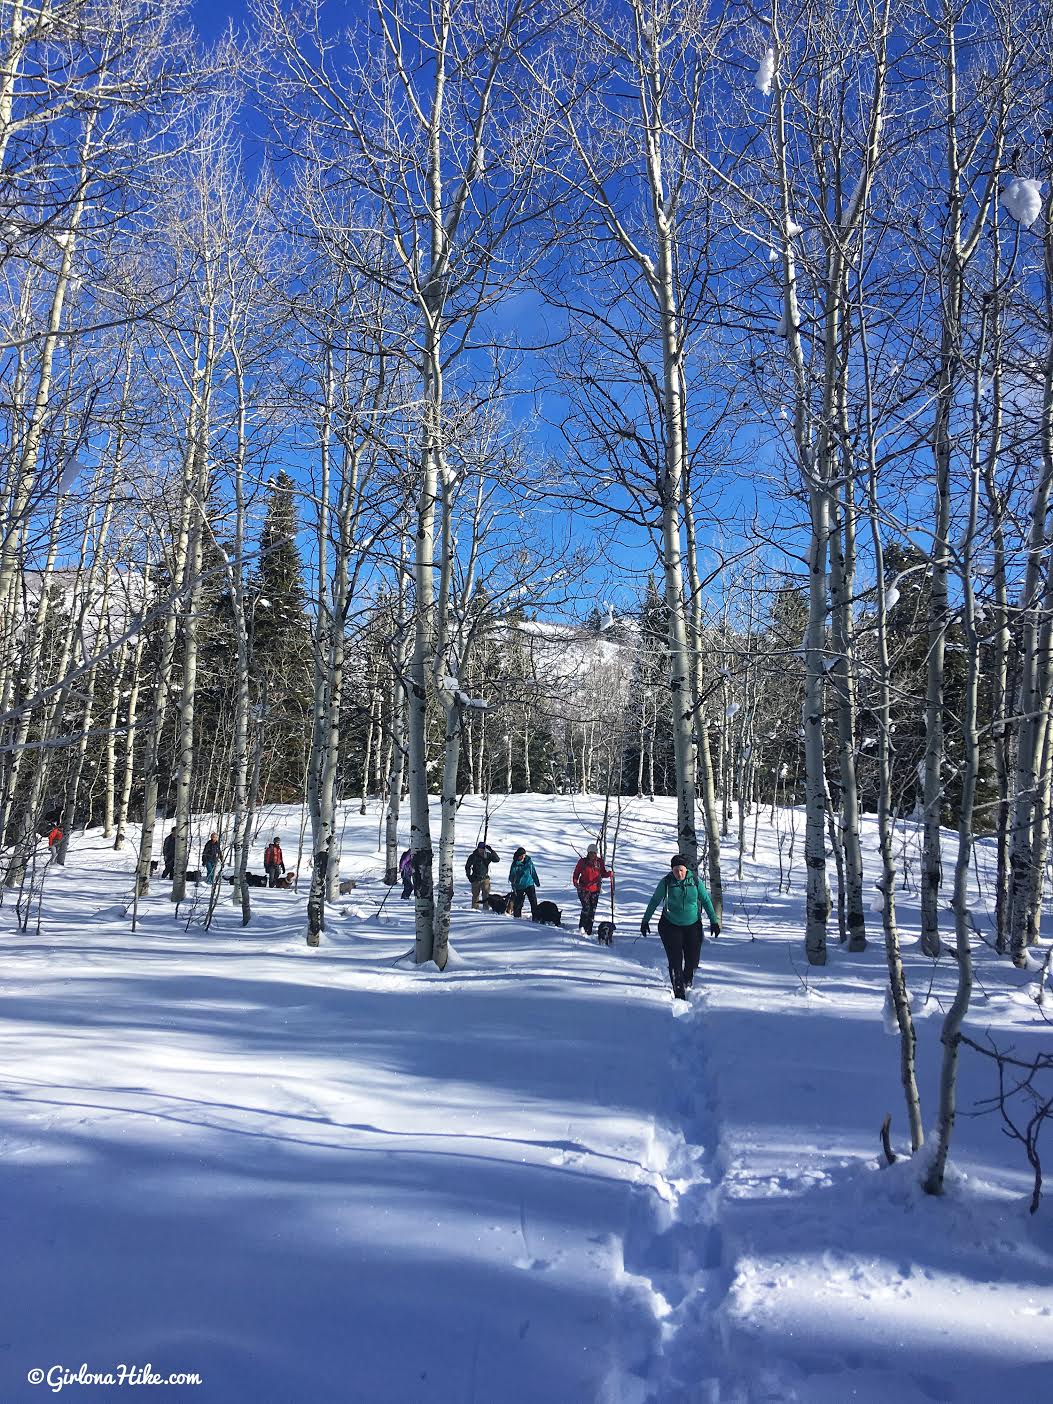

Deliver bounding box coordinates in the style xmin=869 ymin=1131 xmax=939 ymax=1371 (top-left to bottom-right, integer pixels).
xmin=640 ymin=854 xmax=720 ymax=999
xmin=508 ymin=847 xmax=540 ymax=919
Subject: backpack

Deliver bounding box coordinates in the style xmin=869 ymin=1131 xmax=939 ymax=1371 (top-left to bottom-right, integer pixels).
xmin=265 ymin=844 xmax=279 ymax=867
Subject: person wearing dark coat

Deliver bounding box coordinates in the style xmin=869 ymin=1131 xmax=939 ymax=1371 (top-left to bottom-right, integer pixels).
xmin=640 ymin=855 xmax=719 ymax=1000
xmin=202 ymin=832 xmax=223 ymax=883
xmin=399 ymin=849 xmax=414 ymax=900
xmin=508 ymin=847 xmax=540 ymax=919
xmin=465 ymin=841 xmax=500 ymax=909
xmin=162 ymin=827 xmax=177 ymax=880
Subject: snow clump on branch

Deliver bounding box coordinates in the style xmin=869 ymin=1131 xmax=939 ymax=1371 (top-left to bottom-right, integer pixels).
xmin=999 ymin=177 xmax=1043 ymax=229
xmin=755 ymin=46 xmax=775 ymax=96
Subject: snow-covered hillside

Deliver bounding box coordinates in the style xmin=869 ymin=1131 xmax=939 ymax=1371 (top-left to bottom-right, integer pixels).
xmin=1 ymin=796 xmax=1051 ymax=1403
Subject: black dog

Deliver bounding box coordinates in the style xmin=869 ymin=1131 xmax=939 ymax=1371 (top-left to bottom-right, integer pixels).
xmin=533 ymin=900 xmax=562 ymax=927
xmin=245 ymin=872 xmax=267 ymax=888
xmin=596 ymin=921 xmax=615 ymax=946
xmin=486 ymin=892 xmax=514 ymax=915
xmin=183 ymin=869 xmax=201 ymax=884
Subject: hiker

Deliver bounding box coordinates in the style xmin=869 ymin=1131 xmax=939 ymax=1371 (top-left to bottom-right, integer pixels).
xmin=264 ymin=836 xmax=285 ymax=888
xmin=508 ymin=847 xmax=540 ymax=919
xmin=640 ymin=854 xmax=720 ymax=1000
xmin=162 ymin=826 xmax=177 ymax=880
xmin=202 ymin=832 xmax=223 ymax=883
xmin=47 ymin=825 xmax=63 ymax=849
xmin=399 ymin=849 xmax=414 ymax=900
xmin=572 ymin=843 xmax=613 ymax=935
xmin=465 ymin=840 xmax=500 ymax=909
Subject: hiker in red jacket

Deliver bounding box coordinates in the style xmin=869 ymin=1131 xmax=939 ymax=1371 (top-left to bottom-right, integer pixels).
xmin=572 ymin=844 xmax=612 ymax=936
xmin=264 ymin=837 xmax=285 ymax=888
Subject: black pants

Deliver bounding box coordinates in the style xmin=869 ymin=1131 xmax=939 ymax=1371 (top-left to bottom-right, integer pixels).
xmin=578 ymin=890 xmax=599 ymax=933
xmin=512 ymin=885 xmax=538 ymax=918
xmin=659 ymin=916 xmax=703 ymax=992
xmin=266 ymin=864 xmax=281 ymax=888
xmin=401 ymin=874 xmax=413 ymax=899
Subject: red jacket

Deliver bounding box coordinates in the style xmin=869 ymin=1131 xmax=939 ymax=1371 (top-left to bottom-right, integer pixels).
xmin=573 ymin=854 xmax=610 ymax=895
xmin=265 ymin=843 xmax=284 ymax=871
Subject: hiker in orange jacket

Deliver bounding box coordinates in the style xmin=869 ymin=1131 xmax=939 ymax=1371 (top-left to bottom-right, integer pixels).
xmin=264 ymin=837 xmax=285 ymax=888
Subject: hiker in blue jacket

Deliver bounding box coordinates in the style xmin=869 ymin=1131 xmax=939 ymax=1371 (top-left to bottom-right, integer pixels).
xmin=641 ymin=854 xmax=720 ymax=1000
xmin=508 ymin=847 xmax=540 ymax=919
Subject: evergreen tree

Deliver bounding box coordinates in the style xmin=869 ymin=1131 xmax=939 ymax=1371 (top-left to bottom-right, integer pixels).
xmin=249 ymin=473 xmax=312 ymax=799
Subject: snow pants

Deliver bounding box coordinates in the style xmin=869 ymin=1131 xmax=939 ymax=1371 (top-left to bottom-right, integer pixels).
xmin=401 ymin=874 xmax=413 ymax=899
xmin=266 ymin=864 xmax=282 ymax=888
xmin=658 ymin=915 xmax=703 ymax=993
xmin=512 ymin=885 xmax=538 ymax=919
xmin=578 ymin=890 xmax=599 ymax=933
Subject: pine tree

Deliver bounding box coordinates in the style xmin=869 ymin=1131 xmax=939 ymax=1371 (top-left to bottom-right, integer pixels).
xmin=249 ymin=473 xmax=312 ymax=799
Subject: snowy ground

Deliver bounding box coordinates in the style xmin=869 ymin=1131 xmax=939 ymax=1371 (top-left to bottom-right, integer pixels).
xmin=1 ymin=794 xmax=1052 ymax=1403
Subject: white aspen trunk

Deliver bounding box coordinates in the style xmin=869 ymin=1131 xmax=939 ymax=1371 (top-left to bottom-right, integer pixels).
xmin=102 ymin=637 xmax=128 ymax=839
xmin=0 ymin=489 xmax=66 ymax=841
xmin=980 ymin=307 xmax=1011 ymax=949
xmin=170 ymin=492 xmax=206 ymax=904
xmin=430 ymin=696 xmax=464 ymax=969
xmin=653 ymin=197 xmax=699 ymax=865
xmin=172 ymin=315 xmax=215 ymax=906
xmin=384 ymin=528 xmax=411 ymax=885
xmin=829 ymin=484 xmax=866 ymax=951
xmin=1026 ymin=682 xmax=1053 ymax=947
xmin=924 ymin=318 xmax=986 ymax=1194
xmin=0 ymin=2 xmax=27 ymax=177
xmin=922 ymin=16 xmax=1006 ymax=958
xmin=1008 ymin=304 xmax=1053 ymax=964
xmin=54 ymin=649 xmax=100 ymax=865
xmin=227 ymin=344 xmax=252 ymax=911
xmin=359 ymin=680 xmax=380 ymax=815
xmin=408 ymin=319 xmax=441 ymax=962
xmin=683 ymin=478 xmax=723 ymax=912
xmin=114 ymin=622 xmax=147 ymax=850
xmin=0 ymin=117 xmax=94 ymax=631
xmin=863 ymin=303 xmax=924 ymax=1152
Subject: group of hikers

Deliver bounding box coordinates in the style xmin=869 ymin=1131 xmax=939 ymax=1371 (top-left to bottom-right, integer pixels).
xmin=399 ymin=839 xmax=720 ymax=1000
xmin=161 ymin=829 xmax=288 ymax=887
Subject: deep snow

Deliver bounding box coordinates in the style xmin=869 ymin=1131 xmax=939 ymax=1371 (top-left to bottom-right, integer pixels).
xmin=1 ymin=794 xmax=1051 ymax=1403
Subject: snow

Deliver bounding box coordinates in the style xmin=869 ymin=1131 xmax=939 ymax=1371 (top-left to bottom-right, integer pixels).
xmin=999 ymin=177 xmax=1044 ymax=229
xmin=755 ymin=46 xmax=775 ymax=96
xmin=785 ymin=218 xmax=803 ymax=238
xmin=2 ymin=795 xmax=1052 ymax=1403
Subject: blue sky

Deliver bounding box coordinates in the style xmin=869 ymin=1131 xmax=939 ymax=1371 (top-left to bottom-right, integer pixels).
xmin=183 ymin=0 xmax=784 ymax=622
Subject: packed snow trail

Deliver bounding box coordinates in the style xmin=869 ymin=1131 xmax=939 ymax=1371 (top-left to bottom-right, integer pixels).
xmin=0 ymin=799 xmax=727 ymax=1404
xmin=4 ymin=794 xmax=1053 ymax=1403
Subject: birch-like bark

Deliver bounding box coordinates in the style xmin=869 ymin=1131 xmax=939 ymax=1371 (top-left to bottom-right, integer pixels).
xmin=172 ymin=311 xmax=215 ymax=906
xmin=921 ymin=13 xmax=1007 ymax=958
xmin=1008 ymin=199 xmax=1053 ymax=964
xmin=924 ymin=307 xmax=987 ymax=1194
xmin=862 ymin=313 xmax=924 ymax=1152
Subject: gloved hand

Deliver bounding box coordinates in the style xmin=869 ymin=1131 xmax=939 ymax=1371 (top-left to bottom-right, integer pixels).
xmin=710 ymin=922 xmax=720 ymax=938
xmin=640 ymin=920 xmax=650 ymax=937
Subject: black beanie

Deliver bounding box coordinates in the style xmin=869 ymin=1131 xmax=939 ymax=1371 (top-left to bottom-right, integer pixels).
xmin=671 ymin=854 xmax=689 ymax=868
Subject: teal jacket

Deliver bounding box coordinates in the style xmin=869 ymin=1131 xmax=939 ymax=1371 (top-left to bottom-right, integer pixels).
xmin=643 ymin=870 xmax=717 ymax=927
xmin=509 ymin=856 xmax=539 ymax=891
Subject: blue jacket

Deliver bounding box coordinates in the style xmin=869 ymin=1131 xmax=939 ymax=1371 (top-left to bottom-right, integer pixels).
xmin=509 ymin=856 xmax=539 ymax=891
